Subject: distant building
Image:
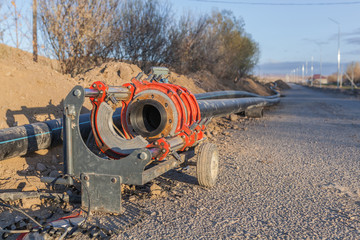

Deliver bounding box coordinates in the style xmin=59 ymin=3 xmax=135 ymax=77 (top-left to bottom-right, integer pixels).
xmin=309 ymin=74 xmax=328 ymax=85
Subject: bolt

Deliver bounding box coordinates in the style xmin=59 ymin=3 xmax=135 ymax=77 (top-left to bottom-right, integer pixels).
xmin=181 ymin=135 xmax=186 ymax=139
xmin=99 ymin=90 xmax=103 ymax=94
xmin=127 ymin=86 xmax=132 ymax=89
xmin=165 ymin=103 xmax=168 ymax=107
xmin=73 ymin=89 xmax=81 ymax=97
xmin=92 ymin=84 xmax=97 ymax=88
xmin=185 ymin=147 xmax=189 ymax=151
xmin=154 ymin=141 xmax=159 ymax=145
xmin=139 ymin=152 xmax=148 ymax=160
xmin=99 ymin=84 xmax=102 ymax=88
xmin=161 ymin=149 xmax=166 ymax=153
xmin=156 ymin=157 xmax=160 ymax=161
xmin=83 ymin=175 xmax=89 ymax=181
xmin=111 ymin=178 xmax=117 ymax=183
xmin=169 ymin=119 xmax=172 ymax=123
xmin=151 ymin=94 xmax=154 ymax=99
xmin=160 ymin=142 xmax=165 ymax=146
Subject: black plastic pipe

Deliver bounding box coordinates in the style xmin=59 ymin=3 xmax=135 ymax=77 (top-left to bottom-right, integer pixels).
xmin=198 ymin=96 xmax=280 ymax=119
xmin=195 ymin=90 xmax=279 ymax=100
xmin=0 ymin=90 xmax=279 ymax=161
xmin=0 ymin=109 xmax=122 ymax=160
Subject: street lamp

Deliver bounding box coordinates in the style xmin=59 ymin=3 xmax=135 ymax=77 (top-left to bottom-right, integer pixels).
xmin=317 ymin=43 xmax=323 ymax=88
xmin=329 ymin=17 xmax=341 ymax=88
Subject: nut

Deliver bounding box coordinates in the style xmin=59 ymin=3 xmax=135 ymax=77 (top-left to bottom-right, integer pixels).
xmin=73 ymin=89 xmax=81 ymax=97
xmin=139 ymin=152 xmax=148 ymax=160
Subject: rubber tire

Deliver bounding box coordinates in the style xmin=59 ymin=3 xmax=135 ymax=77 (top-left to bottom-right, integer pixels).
xmin=196 ymin=143 xmax=219 ymax=188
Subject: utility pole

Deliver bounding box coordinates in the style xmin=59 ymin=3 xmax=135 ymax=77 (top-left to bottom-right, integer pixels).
xmin=319 ymin=45 xmax=322 ymax=88
xmin=11 ymin=1 xmax=19 ymax=49
xmin=302 ymin=64 xmax=305 ymax=83
xmin=329 ymin=18 xmax=341 ymax=88
xmin=33 ymin=0 xmax=37 ymax=62
xmin=311 ymin=56 xmax=314 ymax=86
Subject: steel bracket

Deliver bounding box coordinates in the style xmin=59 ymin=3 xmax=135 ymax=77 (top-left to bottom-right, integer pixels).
xmin=81 ymin=173 xmax=123 ymax=214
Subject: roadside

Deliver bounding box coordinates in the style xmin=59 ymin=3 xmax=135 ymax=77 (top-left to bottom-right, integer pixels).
xmin=304 ymin=84 xmax=360 ymax=98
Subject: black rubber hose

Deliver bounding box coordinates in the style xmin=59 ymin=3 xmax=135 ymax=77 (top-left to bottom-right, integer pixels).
xmin=0 ymin=109 xmax=122 ymax=161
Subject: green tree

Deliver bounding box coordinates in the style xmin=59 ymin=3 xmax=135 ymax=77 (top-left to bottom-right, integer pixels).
xmin=211 ymin=10 xmax=259 ymax=81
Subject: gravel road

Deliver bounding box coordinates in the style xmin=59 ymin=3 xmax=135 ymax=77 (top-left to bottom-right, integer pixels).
xmin=117 ymin=84 xmax=360 ymax=239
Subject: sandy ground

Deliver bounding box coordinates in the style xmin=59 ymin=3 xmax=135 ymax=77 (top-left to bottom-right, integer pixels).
xmin=111 ymin=84 xmax=360 ymax=239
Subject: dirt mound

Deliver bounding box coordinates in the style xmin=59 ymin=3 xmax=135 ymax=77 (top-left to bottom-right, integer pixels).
xmin=74 ymin=61 xmax=144 ymax=86
xmin=75 ymin=62 xmax=205 ymax=94
xmin=235 ymin=78 xmax=273 ymax=96
xmin=168 ymin=72 xmax=205 ymax=93
xmin=275 ymin=79 xmax=291 ymax=90
xmin=189 ymin=70 xmax=273 ymax=96
xmin=188 ymin=70 xmax=225 ymax=92
xmin=0 ymin=44 xmax=76 ymax=129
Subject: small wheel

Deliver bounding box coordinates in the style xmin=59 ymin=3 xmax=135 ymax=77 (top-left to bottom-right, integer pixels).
xmin=196 ymin=143 xmax=219 ymax=188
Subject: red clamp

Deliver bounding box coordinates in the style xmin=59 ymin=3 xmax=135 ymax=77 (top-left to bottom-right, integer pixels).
xmin=147 ymin=138 xmax=170 ymax=161
xmin=89 ymin=81 xmax=108 ymax=106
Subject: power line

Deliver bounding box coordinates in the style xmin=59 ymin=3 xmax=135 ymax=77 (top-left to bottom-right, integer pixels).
xmin=191 ymin=0 xmax=360 ymax=6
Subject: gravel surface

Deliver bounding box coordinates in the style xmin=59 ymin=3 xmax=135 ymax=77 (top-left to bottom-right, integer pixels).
xmin=117 ymin=84 xmax=360 ymax=239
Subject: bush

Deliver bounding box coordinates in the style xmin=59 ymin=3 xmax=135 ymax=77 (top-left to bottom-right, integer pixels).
xmin=38 ymin=0 xmax=259 ymax=81
xmin=165 ymin=10 xmax=259 ymax=82
xmin=346 ymin=62 xmax=360 ymax=84
xmin=113 ymin=0 xmax=171 ymax=72
xmin=38 ymin=0 xmax=120 ymax=75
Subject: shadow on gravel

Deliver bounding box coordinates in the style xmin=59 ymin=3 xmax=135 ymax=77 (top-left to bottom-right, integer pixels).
xmin=162 ymin=169 xmax=198 ymax=185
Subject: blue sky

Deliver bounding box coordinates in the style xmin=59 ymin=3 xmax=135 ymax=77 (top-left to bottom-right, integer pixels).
xmin=1 ymin=0 xmax=359 ymax=76
xmin=169 ymin=0 xmax=360 ymax=75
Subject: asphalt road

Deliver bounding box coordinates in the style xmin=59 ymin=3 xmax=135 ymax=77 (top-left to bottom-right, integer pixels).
xmin=119 ymin=84 xmax=360 ymax=239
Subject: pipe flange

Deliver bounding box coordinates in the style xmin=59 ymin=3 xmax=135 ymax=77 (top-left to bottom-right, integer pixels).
xmin=125 ymin=90 xmax=179 ymax=140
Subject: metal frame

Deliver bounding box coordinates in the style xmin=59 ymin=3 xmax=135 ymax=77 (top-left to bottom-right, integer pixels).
xmin=60 ymin=86 xmax=185 ymax=213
